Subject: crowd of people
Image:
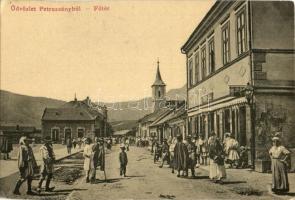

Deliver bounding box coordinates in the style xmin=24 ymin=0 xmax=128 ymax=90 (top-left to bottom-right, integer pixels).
xmin=148 ymin=131 xmax=291 ymax=192
xmin=9 ymin=130 xmax=291 ymax=196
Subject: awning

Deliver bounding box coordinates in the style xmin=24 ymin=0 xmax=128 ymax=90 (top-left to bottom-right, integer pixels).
xmin=187 ymin=96 xmax=247 ymax=116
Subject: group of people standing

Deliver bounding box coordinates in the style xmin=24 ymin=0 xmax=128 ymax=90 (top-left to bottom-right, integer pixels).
xmin=152 ymin=131 xmax=291 ymax=193
xmin=83 ymin=137 xmax=105 ymax=183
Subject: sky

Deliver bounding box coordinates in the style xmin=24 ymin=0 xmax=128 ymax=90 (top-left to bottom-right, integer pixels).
xmin=1 ymin=0 xmax=215 ymax=102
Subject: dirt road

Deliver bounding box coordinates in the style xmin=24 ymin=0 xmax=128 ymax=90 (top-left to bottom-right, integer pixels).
xmin=71 ymin=146 xmax=273 ymax=200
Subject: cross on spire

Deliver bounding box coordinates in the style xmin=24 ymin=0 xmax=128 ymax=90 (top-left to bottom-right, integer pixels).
xmin=152 ymin=58 xmax=166 ymax=87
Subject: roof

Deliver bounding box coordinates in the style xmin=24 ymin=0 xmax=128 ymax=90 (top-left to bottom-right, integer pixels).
xmin=62 ymin=98 xmax=105 ymax=119
xmin=181 ymin=1 xmax=234 ymax=53
xmin=138 ymin=108 xmax=169 ymax=124
xmin=149 ymin=110 xmax=174 ymax=127
xmin=150 ymin=105 xmax=186 ymax=127
xmin=42 ymin=107 xmax=96 ymax=121
xmin=113 ymin=130 xmax=131 ymax=136
xmin=152 ymin=64 xmax=166 ymax=87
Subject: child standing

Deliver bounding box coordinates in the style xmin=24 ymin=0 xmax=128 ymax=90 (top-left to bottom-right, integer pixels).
xmin=119 ymin=144 xmax=128 ymax=177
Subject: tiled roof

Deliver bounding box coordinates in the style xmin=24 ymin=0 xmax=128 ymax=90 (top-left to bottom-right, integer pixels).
xmin=149 ymin=105 xmax=186 ymax=127
xmin=42 ymin=107 xmax=95 ymax=121
xmin=138 ymin=108 xmax=169 ymax=123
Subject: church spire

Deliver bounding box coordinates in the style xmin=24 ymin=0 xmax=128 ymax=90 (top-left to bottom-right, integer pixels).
xmin=74 ymin=93 xmax=77 ymax=102
xmin=152 ymin=58 xmax=166 ymax=86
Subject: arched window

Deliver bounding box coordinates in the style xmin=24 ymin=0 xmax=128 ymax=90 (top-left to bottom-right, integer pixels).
xmin=158 ymin=90 xmax=161 ymax=98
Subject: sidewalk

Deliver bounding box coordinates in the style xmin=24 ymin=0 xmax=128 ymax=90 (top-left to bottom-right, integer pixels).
xmin=0 ymin=144 xmax=82 ymax=178
xmin=199 ymin=165 xmax=295 ymax=199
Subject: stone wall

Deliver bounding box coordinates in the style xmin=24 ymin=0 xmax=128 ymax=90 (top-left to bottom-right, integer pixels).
xmin=254 ymin=94 xmax=295 ymax=160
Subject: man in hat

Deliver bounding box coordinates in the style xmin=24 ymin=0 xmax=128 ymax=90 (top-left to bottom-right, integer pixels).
xmin=186 ymin=135 xmax=196 ymax=177
xmin=119 ymin=144 xmax=128 ymax=177
xmin=159 ymin=138 xmax=170 ymax=168
xmin=89 ymin=137 xmax=101 ymax=183
xmin=37 ymin=136 xmax=55 ymax=193
xmin=13 ymin=136 xmax=37 ymax=195
xmin=173 ymin=134 xmax=189 ymax=177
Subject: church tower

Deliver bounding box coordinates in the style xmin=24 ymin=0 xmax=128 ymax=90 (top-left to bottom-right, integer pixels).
xmin=151 ymin=59 xmax=166 ymax=112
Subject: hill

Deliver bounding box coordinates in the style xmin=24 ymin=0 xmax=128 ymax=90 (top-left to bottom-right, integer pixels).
xmin=0 ymin=90 xmax=66 ymax=127
xmin=0 ymin=85 xmax=186 ymax=127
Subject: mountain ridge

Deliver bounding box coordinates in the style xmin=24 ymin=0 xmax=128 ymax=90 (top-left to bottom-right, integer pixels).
xmin=0 ymin=85 xmax=186 ymax=128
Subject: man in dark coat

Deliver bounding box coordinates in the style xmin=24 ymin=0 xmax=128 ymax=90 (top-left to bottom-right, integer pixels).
xmin=186 ymin=135 xmax=196 ymax=177
xmin=173 ymin=134 xmax=189 ymax=177
xmin=159 ymin=139 xmax=170 ymax=168
xmin=89 ymin=137 xmax=101 ymax=183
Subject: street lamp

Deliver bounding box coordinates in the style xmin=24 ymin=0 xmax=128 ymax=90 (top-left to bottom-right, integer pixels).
xmin=243 ymin=82 xmax=255 ymax=169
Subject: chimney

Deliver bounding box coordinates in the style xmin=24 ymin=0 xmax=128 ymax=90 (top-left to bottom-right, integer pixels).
xmin=86 ymin=96 xmax=91 ymax=106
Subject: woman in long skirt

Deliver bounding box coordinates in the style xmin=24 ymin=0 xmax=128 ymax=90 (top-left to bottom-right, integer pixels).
xmin=208 ymin=132 xmax=226 ymax=184
xmin=269 ymin=136 xmax=290 ymax=194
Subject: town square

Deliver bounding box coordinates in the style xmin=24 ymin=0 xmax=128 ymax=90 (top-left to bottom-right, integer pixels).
xmin=0 ymin=0 xmax=294 ymax=200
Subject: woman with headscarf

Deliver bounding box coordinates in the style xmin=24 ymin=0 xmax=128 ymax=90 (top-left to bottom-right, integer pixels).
xmin=83 ymin=138 xmax=92 ymax=183
xmin=269 ymin=135 xmax=290 ymax=194
xmin=13 ymin=136 xmax=37 ymax=195
xmin=208 ymin=132 xmax=226 ymax=184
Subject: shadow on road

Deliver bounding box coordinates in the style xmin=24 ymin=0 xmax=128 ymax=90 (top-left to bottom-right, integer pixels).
xmin=125 ymin=175 xmax=145 ymax=178
xmin=30 ymin=188 xmax=88 ymax=197
xmin=193 ymin=176 xmax=209 ymax=179
xmin=221 ymin=181 xmax=247 ymax=184
xmin=91 ymin=178 xmax=121 ymax=184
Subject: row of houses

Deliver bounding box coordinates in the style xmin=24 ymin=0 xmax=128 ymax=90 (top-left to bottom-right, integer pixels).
xmin=137 ymin=0 xmax=295 ymax=171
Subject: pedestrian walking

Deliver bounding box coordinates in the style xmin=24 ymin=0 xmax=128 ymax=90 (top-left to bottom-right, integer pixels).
xmin=169 ymin=137 xmax=177 ymax=173
xmin=269 ymin=135 xmax=290 ymax=194
xmin=125 ymin=138 xmax=130 ymax=151
xmin=66 ymin=137 xmax=72 ymax=154
xmin=37 ymin=136 xmax=55 ymax=193
xmin=78 ymin=138 xmax=82 ymax=149
xmin=89 ymin=137 xmax=100 ymax=183
xmin=0 ymin=131 xmax=13 ymax=160
xmin=72 ymin=138 xmax=77 ymax=149
xmin=208 ymin=132 xmax=226 ymax=184
xmin=186 ymin=135 xmax=196 ymax=178
xmin=173 ymin=134 xmax=189 ymax=177
xmin=13 ymin=136 xmax=38 ymax=195
xmin=200 ymin=135 xmax=208 ymax=165
xmin=83 ymin=138 xmax=92 ymax=183
xmin=159 ymin=139 xmax=170 ymax=168
xmin=153 ymin=141 xmax=161 ymax=163
xmin=119 ymin=144 xmax=128 ymax=177
xmin=195 ymin=135 xmax=203 ymax=166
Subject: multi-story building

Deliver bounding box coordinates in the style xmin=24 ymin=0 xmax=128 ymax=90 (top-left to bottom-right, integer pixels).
xmin=181 ymin=1 xmax=294 ymax=170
